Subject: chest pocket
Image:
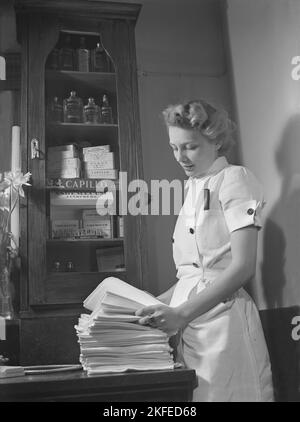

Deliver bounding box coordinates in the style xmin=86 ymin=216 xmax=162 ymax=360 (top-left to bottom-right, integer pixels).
xmin=196 ymin=208 xmax=229 ymax=251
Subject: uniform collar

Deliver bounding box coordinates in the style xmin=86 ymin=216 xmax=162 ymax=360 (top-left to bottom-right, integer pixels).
xmin=184 ymin=156 xmax=229 ymax=189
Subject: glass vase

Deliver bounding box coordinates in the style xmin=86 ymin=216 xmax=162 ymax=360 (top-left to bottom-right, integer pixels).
xmin=0 ymin=266 xmax=14 ymax=320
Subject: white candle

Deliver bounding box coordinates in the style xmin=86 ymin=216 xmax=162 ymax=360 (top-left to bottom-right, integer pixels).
xmin=11 ymin=126 xmax=21 ymax=172
xmin=11 ymin=125 xmax=21 ymax=249
xmin=0 ymin=316 xmax=6 ymax=340
xmin=0 ymin=56 xmax=6 ymax=81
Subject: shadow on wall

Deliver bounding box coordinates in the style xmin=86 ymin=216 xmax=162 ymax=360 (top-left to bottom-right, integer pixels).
xmin=261 ymin=114 xmax=300 ymax=401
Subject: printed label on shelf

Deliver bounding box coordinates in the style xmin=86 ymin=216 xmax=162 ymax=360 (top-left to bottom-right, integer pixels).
xmin=82 ymin=145 xmax=110 ymax=154
xmin=85 ymin=169 xmax=118 ymax=179
xmin=83 ymin=151 xmax=114 ymax=163
xmin=46 ymin=178 xmax=119 ymax=191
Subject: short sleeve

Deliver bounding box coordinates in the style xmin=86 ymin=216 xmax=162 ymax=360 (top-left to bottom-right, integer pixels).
xmin=219 ymin=166 xmax=265 ymax=233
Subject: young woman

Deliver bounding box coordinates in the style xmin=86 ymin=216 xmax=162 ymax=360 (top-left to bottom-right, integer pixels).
xmin=136 ymin=99 xmax=274 ymax=402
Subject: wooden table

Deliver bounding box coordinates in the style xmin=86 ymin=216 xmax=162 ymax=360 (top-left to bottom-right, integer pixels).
xmin=0 ymin=368 xmax=197 ymax=402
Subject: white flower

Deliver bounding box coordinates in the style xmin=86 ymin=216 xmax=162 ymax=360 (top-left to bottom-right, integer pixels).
xmin=4 ymin=171 xmax=32 ymax=197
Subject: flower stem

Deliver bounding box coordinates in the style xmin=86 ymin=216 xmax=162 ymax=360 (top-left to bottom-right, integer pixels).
xmin=4 ymin=186 xmax=18 ymax=233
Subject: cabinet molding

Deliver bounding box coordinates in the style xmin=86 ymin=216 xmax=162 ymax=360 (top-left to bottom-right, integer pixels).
xmin=15 ymin=0 xmax=141 ymax=22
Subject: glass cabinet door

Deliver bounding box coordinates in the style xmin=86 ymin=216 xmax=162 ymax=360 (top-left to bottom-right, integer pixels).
xmin=45 ymin=31 xmax=125 ymax=283
xmin=20 ymin=13 xmax=147 ymax=309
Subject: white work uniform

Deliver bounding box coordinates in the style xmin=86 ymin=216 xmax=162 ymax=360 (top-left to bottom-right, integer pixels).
xmin=170 ymin=156 xmax=274 ymax=402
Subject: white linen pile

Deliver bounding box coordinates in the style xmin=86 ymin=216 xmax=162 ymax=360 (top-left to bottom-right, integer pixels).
xmin=75 ymin=277 xmax=175 ymax=374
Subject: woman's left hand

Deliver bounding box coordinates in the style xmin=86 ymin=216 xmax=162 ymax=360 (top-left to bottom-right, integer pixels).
xmin=135 ymin=304 xmax=186 ymax=336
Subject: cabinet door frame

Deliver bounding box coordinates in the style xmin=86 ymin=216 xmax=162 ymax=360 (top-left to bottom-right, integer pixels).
xmin=19 ymin=14 xmax=60 ymax=308
xmin=17 ymin=5 xmax=148 ymax=314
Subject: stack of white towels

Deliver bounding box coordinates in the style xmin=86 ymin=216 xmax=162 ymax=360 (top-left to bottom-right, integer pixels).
xmin=75 ymin=277 xmax=175 ymax=374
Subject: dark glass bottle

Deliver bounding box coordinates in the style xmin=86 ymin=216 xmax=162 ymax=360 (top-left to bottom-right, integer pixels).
xmin=63 ymin=91 xmax=83 ymax=123
xmin=100 ymin=94 xmax=113 ymax=124
xmin=92 ymin=42 xmax=107 ymax=72
xmin=76 ymin=36 xmax=90 ymax=72
xmin=59 ymin=34 xmax=74 ymax=70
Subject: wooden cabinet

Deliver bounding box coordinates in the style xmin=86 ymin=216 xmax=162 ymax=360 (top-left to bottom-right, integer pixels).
xmin=14 ymin=0 xmax=148 ymax=363
xmin=16 ymin=0 xmax=147 ymax=311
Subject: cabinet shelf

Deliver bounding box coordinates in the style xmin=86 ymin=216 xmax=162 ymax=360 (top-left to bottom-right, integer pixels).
xmin=49 ymin=269 xmax=126 ymax=276
xmin=49 ymin=202 xmax=116 ymax=208
xmin=46 ymin=70 xmax=116 ymax=78
xmin=45 ymin=272 xmax=128 ymax=305
xmin=47 ymin=122 xmax=118 ymax=128
xmin=47 ymin=238 xmax=123 ymax=243
xmin=45 ymin=70 xmax=116 ymax=95
xmin=46 ymin=122 xmax=118 ymax=144
xmin=46 ymin=185 xmax=119 ymax=192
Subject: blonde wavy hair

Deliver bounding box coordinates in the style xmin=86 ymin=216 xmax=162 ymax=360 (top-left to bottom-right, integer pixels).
xmin=162 ymin=99 xmax=236 ymax=154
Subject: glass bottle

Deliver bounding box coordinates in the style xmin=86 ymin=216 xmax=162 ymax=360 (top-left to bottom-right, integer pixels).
xmin=59 ymin=34 xmax=74 ymax=71
xmin=92 ymin=41 xmax=107 ymax=72
xmin=83 ymin=97 xmax=99 ymax=124
xmin=66 ymin=261 xmax=75 ymax=272
xmin=100 ymin=94 xmax=113 ymax=124
xmin=63 ymin=91 xmax=83 ymax=123
xmin=53 ymin=261 xmax=61 ymax=272
xmin=76 ymin=36 xmax=90 ymax=72
xmin=0 ymin=267 xmax=14 ymax=319
xmin=48 ymin=97 xmax=63 ymax=122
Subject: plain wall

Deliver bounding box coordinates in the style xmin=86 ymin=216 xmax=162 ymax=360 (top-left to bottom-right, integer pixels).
xmin=135 ymin=0 xmax=235 ymax=294
xmin=227 ymin=0 xmax=300 ymax=310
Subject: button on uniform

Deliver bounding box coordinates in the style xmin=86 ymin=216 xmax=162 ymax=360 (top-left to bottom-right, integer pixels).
xmin=192 ymin=262 xmax=199 ymax=268
xmin=189 ymin=228 xmax=194 ymax=234
xmin=247 ymin=208 xmax=255 ymax=215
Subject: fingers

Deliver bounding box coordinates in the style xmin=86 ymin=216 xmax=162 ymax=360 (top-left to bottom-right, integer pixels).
xmin=138 ymin=312 xmax=165 ymax=328
xmin=135 ymin=305 xmax=173 ymax=335
xmin=138 ymin=315 xmax=177 ymax=337
xmin=138 ymin=315 xmax=153 ymax=325
xmin=135 ymin=305 xmax=160 ymax=317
